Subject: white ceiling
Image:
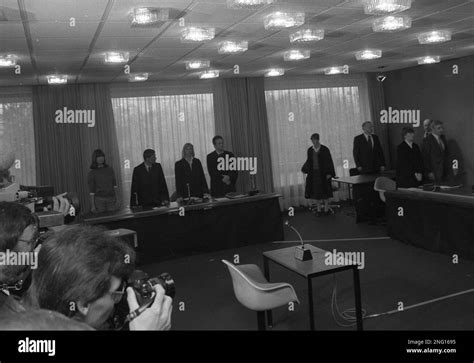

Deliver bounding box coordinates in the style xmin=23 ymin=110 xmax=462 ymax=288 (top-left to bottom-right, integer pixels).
xmin=0 ymin=0 xmax=474 ymax=85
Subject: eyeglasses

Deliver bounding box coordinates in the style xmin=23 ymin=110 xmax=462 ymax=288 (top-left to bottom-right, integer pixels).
xmin=110 ymin=280 xmax=126 ymax=304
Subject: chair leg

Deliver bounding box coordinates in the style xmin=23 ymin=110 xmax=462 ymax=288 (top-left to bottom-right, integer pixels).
xmin=257 ymin=311 xmax=266 ymax=331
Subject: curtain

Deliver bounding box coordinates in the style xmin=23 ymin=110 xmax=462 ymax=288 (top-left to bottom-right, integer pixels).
xmin=366 ymin=73 xmax=391 ymax=168
xmin=110 ymin=81 xmax=216 ymax=206
xmin=0 ymin=87 xmax=35 ymax=186
xmin=264 ymin=75 xmax=372 ymax=210
xmin=213 ymin=77 xmax=274 ymax=194
xmin=32 ymin=84 xmax=121 ymax=212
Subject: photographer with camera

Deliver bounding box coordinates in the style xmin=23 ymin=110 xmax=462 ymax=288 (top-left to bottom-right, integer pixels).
xmin=1 ymin=225 xmax=172 ymax=331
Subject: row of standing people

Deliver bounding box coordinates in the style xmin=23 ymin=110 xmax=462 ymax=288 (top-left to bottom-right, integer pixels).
xmin=87 ymin=136 xmax=238 ymax=213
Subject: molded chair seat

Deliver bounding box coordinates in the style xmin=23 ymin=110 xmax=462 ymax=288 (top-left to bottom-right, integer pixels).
xmin=222 ymin=260 xmax=299 ymax=330
xmin=374 ymin=176 xmax=396 ymax=202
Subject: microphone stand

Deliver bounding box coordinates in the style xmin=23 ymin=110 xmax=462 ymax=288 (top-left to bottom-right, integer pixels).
xmin=284 ymin=221 xmax=312 ymax=261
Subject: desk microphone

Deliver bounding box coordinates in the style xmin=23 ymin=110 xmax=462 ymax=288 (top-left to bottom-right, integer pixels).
xmin=186 ymin=183 xmax=191 ymax=205
xmin=284 ymin=220 xmax=312 ymax=261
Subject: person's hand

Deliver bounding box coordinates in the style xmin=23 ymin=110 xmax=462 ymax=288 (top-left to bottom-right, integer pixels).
xmin=428 ymin=172 xmax=435 ymax=181
xmin=204 ymin=193 xmax=211 ymax=200
xmin=380 ymin=166 xmax=386 ymax=172
xmin=357 ymin=167 xmax=362 ymax=172
xmin=127 ymin=285 xmax=172 ymax=331
xmin=162 ymin=200 xmax=170 ymax=207
xmin=91 ymin=206 xmax=97 ymax=214
xmin=326 ymin=174 xmax=332 ymax=180
xmin=177 ymin=197 xmax=183 ymax=204
xmin=415 ymin=173 xmax=422 ymax=182
xmin=52 ymin=193 xmax=70 ymax=216
xmin=222 ymin=175 xmax=231 ymax=185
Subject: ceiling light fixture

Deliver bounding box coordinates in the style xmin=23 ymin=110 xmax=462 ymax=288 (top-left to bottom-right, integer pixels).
xmin=284 ymin=49 xmax=310 ymax=61
xmin=363 ymin=0 xmax=412 ymax=15
xmin=186 ymin=60 xmax=211 ymax=70
xmin=47 ymin=75 xmax=67 ymax=85
xmin=290 ymin=28 xmax=324 ymax=43
xmin=265 ymin=68 xmax=285 ymax=77
xmin=417 ymin=30 xmax=452 ymax=44
xmin=218 ymin=41 xmax=248 ymax=54
xmin=417 ymin=56 xmax=440 ymax=65
xmin=227 ymin=0 xmax=274 ymax=9
xmin=104 ymin=51 xmax=129 ymax=63
xmin=355 ymin=49 xmax=382 ymax=60
xmin=0 ymin=54 xmax=16 ymax=67
xmin=372 ymin=15 xmax=412 ymax=32
xmin=264 ymin=12 xmax=305 ymax=30
xmin=130 ymin=7 xmax=169 ymax=27
xmin=325 ymin=66 xmax=349 ymax=75
xmin=181 ymin=27 xmax=215 ymax=42
xmin=129 ymin=73 xmax=149 ymax=82
xmin=199 ymin=70 xmax=220 ymax=79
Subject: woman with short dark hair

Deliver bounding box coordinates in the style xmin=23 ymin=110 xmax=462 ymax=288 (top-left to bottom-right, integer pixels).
xmin=87 ymin=149 xmax=119 ymax=213
xmin=302 ymin=134 xmax=336 ymax=216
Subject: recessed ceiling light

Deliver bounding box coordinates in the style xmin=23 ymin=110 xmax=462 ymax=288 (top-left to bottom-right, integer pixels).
xmin=0 ymin=54 xmax=16 ymax=67
xmin=417 ymin=30 xmax=452 ymax=44
xmin=185 ymin=60 xmax=211 ymax=70
xmin=129 ymin=73 xmax=149 ymax=82
xmin=417 ymin=56 xmax=440 ymax=65
xmin=372 ymin=15 xmax=412 ymax=32
xmin=283 ymin=49 xmax=310 ymax=61
xmin=104 ymin=51 xmax=129 ymax=63
xmin=200 ymin=70 xmax=220 ymax=79
xmin=290 ymin=28 xmax=324 ymax=43
xmin=265 ymin=68 xmax=285 ymax=77
xmin=130 ymin=8 xmax=169 ymax=27
xmin=47 ymin=75 xmax=67 ymax=85
xmin=363 ymin=0 xmax=412 ymax=15
xmin=264 ymin=12 xmax=305 ymax=30
xmin=325 ymin=66 xmax=348 ymax=75
xmin=227 ymin=0 xmax=273 ymax=9
xmin=218 ymin=41 xmax=248 ymax=54
xmin=355 ymin=49 xmax=382 ymax=60
xmin=181 ymin=27 xmax=215 ymax=42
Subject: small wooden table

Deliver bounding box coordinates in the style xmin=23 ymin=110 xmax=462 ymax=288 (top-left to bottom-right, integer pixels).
xmin=263 ymin=245 xmax=363 ymax=330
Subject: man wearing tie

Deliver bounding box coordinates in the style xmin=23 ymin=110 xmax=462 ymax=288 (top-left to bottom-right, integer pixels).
xmin=423 ymin=119 xmax=433 ymax=139
xmin=396 ymin=127 xmax=424 ymax=188
xmin=353 ymin=121 xmax=386 ymax=175
xmin=207 ymin=136 xmax=238 ymax=198
xmin=130 ymin=149 xmax=170 ymax=208
xmin=422 ymin=120 xmax=449 ymax=183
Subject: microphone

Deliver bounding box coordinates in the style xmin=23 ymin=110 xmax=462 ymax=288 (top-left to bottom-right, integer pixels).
xmin=284 ymin=220 xmax=312 ymax=261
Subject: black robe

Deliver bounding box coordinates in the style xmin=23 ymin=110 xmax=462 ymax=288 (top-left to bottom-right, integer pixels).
xmin=206 ymin=150 xmax=238 ymax=198
xmin=396 ymin=141 xmax=424 ymax=188
xmin=175 ymin=158 xmax=210 ymax=198
xmin=130 ymin=162 xmax=169 ymax=207
xmin=302 ymin=145 xmax=336 ymax=199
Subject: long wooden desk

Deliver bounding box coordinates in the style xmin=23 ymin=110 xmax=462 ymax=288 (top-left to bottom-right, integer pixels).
xmin=385 ymin=186 xmax=474 ymax=260
xmin=83 ymin=193 xmax=284 ymax=264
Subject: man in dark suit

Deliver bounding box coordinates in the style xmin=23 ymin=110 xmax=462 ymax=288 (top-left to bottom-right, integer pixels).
xmin=130 ymin=149 xmax=169 ymax=208
xmin=396 ymin=127 xmax=423 ymax=188
xmin=422 ymin=120 xmax=449 ymax=183
xmin=353 ymin=121 xmax=386 ymax=175
xmin=206 ymin=136 xmax=238 ymax=198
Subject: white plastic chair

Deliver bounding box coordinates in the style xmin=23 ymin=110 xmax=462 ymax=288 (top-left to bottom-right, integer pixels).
xmin=222 ymin=260 xmax=299 ymax=330
xmin=374 ymin=177 xmax=396 ymax=203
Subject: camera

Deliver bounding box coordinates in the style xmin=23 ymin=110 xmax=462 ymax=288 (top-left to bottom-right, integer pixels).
xmin=109 ymin=270 xmax=175 ymax=330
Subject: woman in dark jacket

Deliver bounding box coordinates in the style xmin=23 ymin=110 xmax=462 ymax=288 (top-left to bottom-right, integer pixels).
xmin=302 ymin=133 xmax=336 ymax=216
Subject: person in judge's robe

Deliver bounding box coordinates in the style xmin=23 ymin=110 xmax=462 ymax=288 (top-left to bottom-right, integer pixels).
xmin=353 ymin=121 xmax=386 ymax=175
xmin=301 ymin=133 xmax=336 ymax=216
xmin=396 ymin=127 xmax=423 ymax=188
xmin=206 ymin=136 xmax=238 ymax=198
xmin=422 ymin=120 xmax=450 ymax=184
xmin=175 ymin=143 xmax=210 ymax=201
xmin=130 ymin=149 xmax=170 ymax=208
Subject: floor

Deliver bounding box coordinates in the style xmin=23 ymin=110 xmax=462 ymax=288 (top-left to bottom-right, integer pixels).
xmin=140 ymin=206 xmax=474 ymax=330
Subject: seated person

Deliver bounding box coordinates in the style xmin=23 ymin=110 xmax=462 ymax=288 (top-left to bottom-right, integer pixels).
xmin=175 ymin=143 xmax=210 ymax=202
xmin=1 ymin=225 xmax=172 ymax=331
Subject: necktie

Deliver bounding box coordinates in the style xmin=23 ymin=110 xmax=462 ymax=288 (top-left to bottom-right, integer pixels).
xmin=438 ymin=138 xmax=445 ymax=151
xmin=368 ymin=135 xmax=374 ymax=149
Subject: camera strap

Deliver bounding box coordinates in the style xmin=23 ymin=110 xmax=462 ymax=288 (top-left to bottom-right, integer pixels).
xmin=0 ymin=279 xmax=24 ymax=291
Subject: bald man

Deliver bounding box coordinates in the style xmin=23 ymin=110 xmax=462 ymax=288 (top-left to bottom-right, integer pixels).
xmin=423 ymin=119 xmax=433 ymax=139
